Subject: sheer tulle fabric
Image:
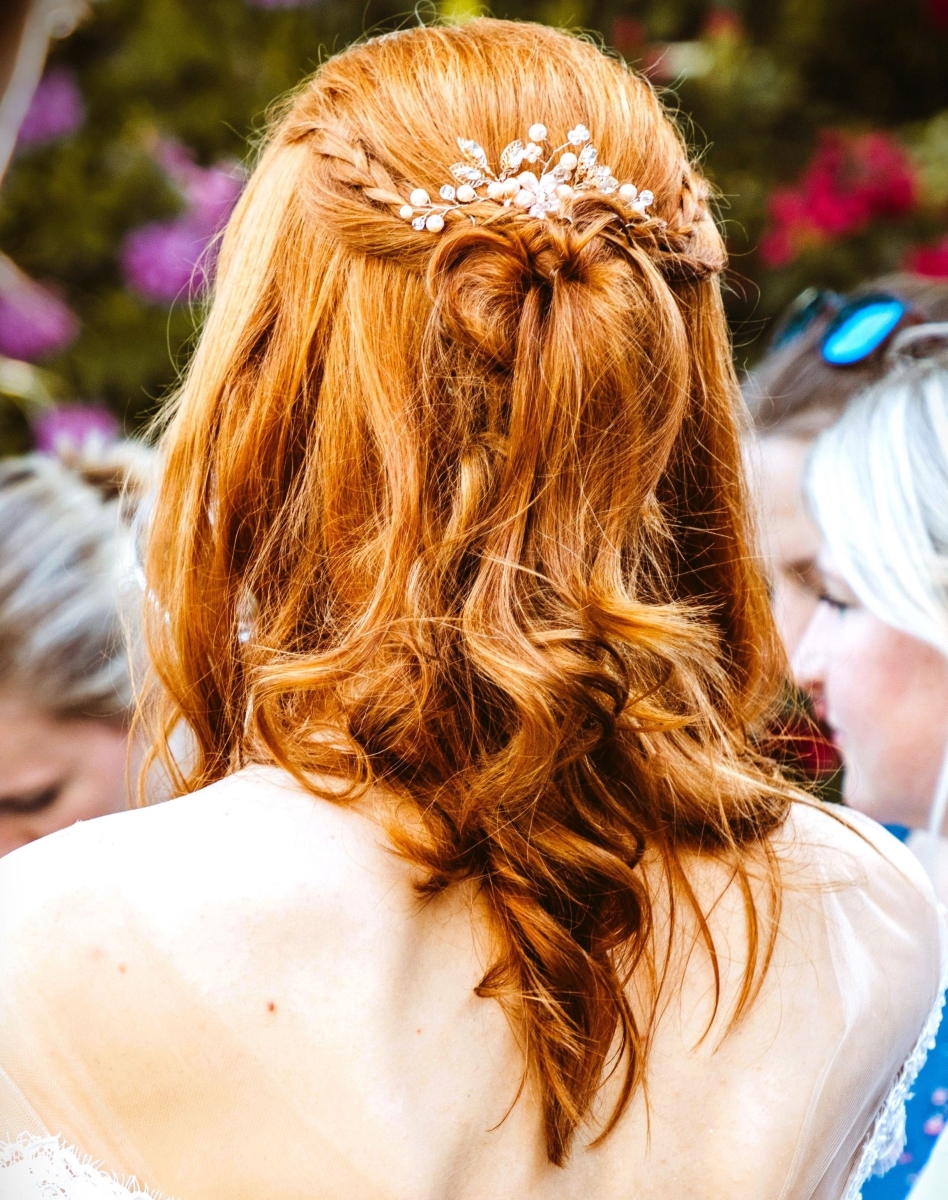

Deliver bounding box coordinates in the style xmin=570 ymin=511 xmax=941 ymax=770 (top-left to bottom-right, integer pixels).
xmin=0 ymin=804 xmax=944 ymax=1200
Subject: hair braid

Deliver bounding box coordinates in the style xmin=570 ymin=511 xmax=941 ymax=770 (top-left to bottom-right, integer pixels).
xmin=290 ymin=120 xmax=723 ymax=285
xmin=614 ymin=170 xmax=723 ymax=283
xmin=306 ymin=126 xmax=407 ymax=213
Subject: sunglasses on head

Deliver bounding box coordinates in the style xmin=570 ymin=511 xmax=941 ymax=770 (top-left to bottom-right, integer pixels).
xmin=769 ymin=287 xmax=911 ymax=366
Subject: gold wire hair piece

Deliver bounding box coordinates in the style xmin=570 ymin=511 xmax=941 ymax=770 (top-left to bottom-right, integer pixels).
xmin=398 ymin=123 xmax=654 ymax=233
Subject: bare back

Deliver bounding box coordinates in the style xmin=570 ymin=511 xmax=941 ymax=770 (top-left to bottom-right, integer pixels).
xmin=0 ymin=768 xmax=942 ymax=1200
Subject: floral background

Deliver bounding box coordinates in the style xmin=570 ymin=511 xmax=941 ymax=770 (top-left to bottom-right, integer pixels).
xmin=1 ymin=0 xmax=948 ymax=452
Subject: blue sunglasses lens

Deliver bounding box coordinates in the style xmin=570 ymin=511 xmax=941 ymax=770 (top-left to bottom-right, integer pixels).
xmin=821 ymin=297 xmax=906 ymax=365
xmin=770 ymin=288 xmax=835 ymax=350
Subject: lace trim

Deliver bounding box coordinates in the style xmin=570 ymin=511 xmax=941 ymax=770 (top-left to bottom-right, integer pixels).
xmin=840 ymin=907 xmax=948 ymax=1200
xmin=0 ymin=1135 xmax=168 ymax=1200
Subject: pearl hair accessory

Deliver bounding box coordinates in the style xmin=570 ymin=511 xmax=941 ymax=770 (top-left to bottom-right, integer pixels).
xmin=398 ymin=122 xmax=654 ymax=232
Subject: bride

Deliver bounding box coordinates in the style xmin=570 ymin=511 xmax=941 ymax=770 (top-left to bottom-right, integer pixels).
xmin=0 ymin=19 xmax=943 ymax=1200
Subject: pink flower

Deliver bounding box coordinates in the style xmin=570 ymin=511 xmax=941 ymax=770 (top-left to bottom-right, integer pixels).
xmin=0 ymin=273 xmax=79 ymax=361
xmin=923 ymin=1114 xmax=945 ymax=1137
xmin=121 ymin=138 xmax=243 ymax=303
xmin=768 ymin=188 xmax=809 ymax=226
xmin=760 ymin=227 xmax=794 ymax=269
xmin=32 ymin=405 xmax=119 ymax=454
xmin=16 ymin=68 xmax=85 ymax=149
xmin=122 ymin=219 xmax=216 ymax=304
xmin=761 ymin=130 xmax=917 ymax=267
xmin=906 ymin=236 xmax=948 ymax=278
xmin=150 ymin=139 xmax=244 ymax=230
xmin=932 ymin=1088 xmax=948 ymax=1106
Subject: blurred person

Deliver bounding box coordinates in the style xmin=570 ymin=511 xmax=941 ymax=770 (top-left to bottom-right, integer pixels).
xmin=0 ymin=441 xmax=150 ymax=856
xmin=0 ymin=22 xmax=943 ymax=1200
xmin=744 ymin=277 xmax=948 ymax=794
xmin=746 ymin=275 xmax=948 ymax=657
xmin=795 ymin=348 xmax=948 ymax=1197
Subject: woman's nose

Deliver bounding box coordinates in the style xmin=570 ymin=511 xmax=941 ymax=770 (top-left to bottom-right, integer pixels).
xmin=791 ymin=602 xmax=833 ymax=699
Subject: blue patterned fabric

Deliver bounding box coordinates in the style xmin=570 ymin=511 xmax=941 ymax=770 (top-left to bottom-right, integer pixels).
xmin=861 ymin=826 xmax=948 ymax=1198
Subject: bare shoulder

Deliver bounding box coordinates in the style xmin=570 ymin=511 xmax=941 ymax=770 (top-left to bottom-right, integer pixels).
xmin=775 ymin=800 xmax=944 ymax=1018
xmin=0 ymin=766 xmax=410 ymax=1004
xmin=0 ymin=769 xmax=463 ymax=1170
xmin=779 ymin=799 xmax=938 ymax=896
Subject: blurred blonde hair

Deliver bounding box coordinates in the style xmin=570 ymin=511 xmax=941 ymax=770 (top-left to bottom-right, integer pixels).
xmin=807 ymin=352 xmax=948 ymax=848
xmin=143 ymin=20 xmax=795 ymax=1164
xmin=0 ymin=438 xmax=151 ymax=723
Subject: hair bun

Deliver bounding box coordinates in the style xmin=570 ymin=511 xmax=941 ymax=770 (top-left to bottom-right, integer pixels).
xmin=427 ymin=223 xmax=532 ymax=368
xmin=426 ymin=209 xmax=626 ymax=368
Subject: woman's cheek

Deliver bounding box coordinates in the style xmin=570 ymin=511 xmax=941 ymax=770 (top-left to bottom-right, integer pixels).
xmin=823 ymin=612 xmax=896 ymax=796
xmin=822 ymin=613 xmax=873 ymax=741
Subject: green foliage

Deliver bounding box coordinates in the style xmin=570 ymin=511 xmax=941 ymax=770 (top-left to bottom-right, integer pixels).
xmin=2 ymin=0 xmax=948 ymax=450
xmin=0 ymin=0 xmax=405 ymax=445
xmin=576 ymin=0 xmax=948 ymax=361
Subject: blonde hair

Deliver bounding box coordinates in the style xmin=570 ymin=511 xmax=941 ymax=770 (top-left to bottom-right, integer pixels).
xmin=143 ymin=20 xmax=793 ymax=1164
xmin=807 ymin=353 xmax=948 ymax=849
xmin=808 ymin=356 xmax=948 ymax=656
xmin=0 ymin=440 xmax=150 ymax=723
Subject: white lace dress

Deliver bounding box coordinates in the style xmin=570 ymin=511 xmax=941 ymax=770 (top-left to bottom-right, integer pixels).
xmin=1 ymin=1137 xmax=163 ymax=1200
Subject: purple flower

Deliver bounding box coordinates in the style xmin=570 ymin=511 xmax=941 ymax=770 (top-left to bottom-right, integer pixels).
xmin=32 ymin=405 xmax=120 ymax=455
xmin=16 ymin=68 xmax=85 ymax=150
xmin=0 ymin=275 xmax=79 ymax=361
xmin=121 ymin=139 xmax=244 ymax=303
xmin=122 ymin=217 xmax=216 ymax=304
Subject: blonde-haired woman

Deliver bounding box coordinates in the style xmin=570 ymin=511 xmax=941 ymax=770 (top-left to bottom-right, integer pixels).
xmin=795 ymin=346 xmax=948 ymax=1199
xmin=0 ymin=443 xmax=149 ymax=857
xmin=0 ymin=21 xmax=942 ymax=1200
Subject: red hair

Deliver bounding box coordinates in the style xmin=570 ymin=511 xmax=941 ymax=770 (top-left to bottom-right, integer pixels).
xmin=143 ymin=20 xmax=792 ymax=1165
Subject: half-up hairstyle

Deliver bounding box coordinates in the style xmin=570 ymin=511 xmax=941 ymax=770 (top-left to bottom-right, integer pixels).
xmin=143 ymin=19 xmax=794 ymax=1165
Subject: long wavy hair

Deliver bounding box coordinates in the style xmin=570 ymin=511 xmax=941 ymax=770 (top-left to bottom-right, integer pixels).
xmin=142 ymin=19 xmax=794 ymax=1166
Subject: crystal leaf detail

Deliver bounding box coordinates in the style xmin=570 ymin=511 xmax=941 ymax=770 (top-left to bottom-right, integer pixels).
xmin=500 ymin=140 xmax=524 ymax=174
xmin=594 ymin=166 xmax=618 ymax=192
xmin=440 ymin=184 xmax=456 ymax=201
xmin=450 ymin=163 xmax=484 ymax=185
xmin=578 ymin=143 xmax=598 ymax=174
xmin=411 ymin=215 xmax=427 ymax=230
xmin=457 ymin=138 xmax=488 ymax=171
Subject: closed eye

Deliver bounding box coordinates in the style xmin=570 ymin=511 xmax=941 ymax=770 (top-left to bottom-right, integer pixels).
xmin=0 ymin=784 xmax=63 ymax=815
xmin=818 ymin=590 xmax=851 ymax=613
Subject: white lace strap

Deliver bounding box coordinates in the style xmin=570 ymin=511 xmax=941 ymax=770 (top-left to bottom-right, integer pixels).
xmin=0 ymin=1135 xmax=167 ymax=1200
xmin=840 ymin=907 xmax=948 ymax=1200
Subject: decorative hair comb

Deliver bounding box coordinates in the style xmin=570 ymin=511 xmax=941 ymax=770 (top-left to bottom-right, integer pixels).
xmin=398 ymin=123 xmax=653 ymax=233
